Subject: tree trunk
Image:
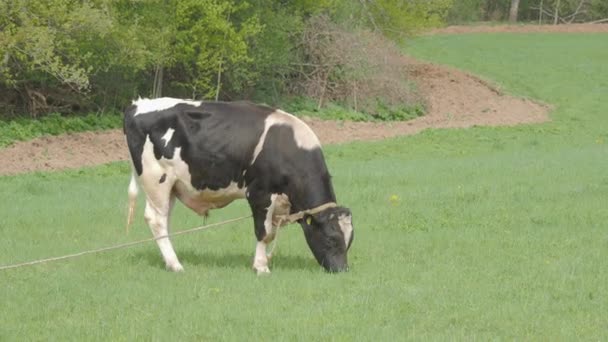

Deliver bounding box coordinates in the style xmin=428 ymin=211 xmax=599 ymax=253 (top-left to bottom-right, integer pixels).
xmin=152 ymin=65 xmax=163 ymax=99
xmin=553 ymin=0 xmax=561 ymax=25
xmin=215 ymin=60 xmax=222 ymax=102
xmin=509 ymin=0 xmax=521 ymax=22
xmin=538 ymin=0 xmax=544 ymax=24
xmin=215 ymin=11 xmax=231 ymax=102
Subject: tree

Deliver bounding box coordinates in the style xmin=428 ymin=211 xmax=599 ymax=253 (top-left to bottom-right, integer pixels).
xmin=509 ymin=0 xmax=521 ymax=22
xmin=171 ymin=0 xmax=261 ymax=99
xmin=554 ymin=0 xmax=561 ymax=24
xmin=111 ymin=0 xmax=179 ymax=99
xmin=356 ymin=0 xmax=454 ymax=40
xmin=0 ymin=0 xmax=118 ymax=116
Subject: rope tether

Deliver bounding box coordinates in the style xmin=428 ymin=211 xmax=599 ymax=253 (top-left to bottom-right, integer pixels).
xmin=0 ymin=215 xmax=251 ymax=271
xmin=0 ymin=202 xmax=337 ymax=271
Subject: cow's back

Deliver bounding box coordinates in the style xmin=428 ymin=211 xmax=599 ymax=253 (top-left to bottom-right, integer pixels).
xmin=124 ymin=98 xmax=273 ymax=191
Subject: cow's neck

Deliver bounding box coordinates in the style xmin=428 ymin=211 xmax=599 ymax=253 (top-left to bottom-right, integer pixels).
xmin=287 ymin=173 xmax=336 ymax=213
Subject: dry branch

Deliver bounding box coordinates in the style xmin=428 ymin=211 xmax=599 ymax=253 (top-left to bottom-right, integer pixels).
xmin=590 ymin=18 xmax=608 ymax=24
xmin=531 ymin=6 xmax=568 ymax=24
xmin=566 ymin=0 xmax=587 ymax=23
xmin=293 ymin=15 xmax=419 ymax=116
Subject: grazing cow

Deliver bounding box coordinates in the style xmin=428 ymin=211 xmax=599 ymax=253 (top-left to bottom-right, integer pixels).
xmin=123 ymin=97 xmax=354 ymax=274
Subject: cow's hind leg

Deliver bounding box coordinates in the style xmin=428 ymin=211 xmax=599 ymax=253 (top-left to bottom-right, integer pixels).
xmin=144 ymin=195 xmax=183 ymax=272
xmin=141 ymin=173 xmax=183 ymax=272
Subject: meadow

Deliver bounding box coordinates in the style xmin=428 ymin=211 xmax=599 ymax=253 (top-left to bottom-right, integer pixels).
xmin=1 ymin=32 xmax=607 ymax=340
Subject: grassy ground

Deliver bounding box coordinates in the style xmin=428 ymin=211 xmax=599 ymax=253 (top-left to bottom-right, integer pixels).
xmin=0 ymin=112 xmax=123 ymax=148
xmin=1 ymin=33 xmax=607 ymax=340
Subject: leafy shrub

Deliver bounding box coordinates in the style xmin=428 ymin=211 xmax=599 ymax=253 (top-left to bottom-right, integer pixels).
xmin=288 ymin=15 xmax=425 ymax=120
xmin=283 ymin=96 xmax=425 ymax=122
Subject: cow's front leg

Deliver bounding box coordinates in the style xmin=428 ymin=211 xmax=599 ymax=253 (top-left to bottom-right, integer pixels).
xmin=251 ymin=212 xmax=276 ymax=275
xmin=249 ymin=191 xmax=280 ymax=275
xmin=253 ymin=241 xmax=270 ymax=274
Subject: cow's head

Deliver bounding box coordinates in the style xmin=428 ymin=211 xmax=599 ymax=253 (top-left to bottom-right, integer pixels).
xmin=300 ymin=206 xmax=354 ymax=272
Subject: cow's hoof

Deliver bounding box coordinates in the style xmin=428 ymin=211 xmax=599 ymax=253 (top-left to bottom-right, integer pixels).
xmin=166 ymin=262 xmax=184 ymax=272
xmin=253 ymin=266 xmax=271 ymax=275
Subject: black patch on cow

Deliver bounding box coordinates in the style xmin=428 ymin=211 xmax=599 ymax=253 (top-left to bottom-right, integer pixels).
xmin=246 ymin=125 xmax=336 ymax=212
xmin=124 ymin=101 xmax=271 ymax=187
xmin=123 ymin=104 xmax=145 ymax=175
xmin=159 ymin=174 xmax=167 ymax=183
xmin=185 ymin=111 xmax=211 ymax=121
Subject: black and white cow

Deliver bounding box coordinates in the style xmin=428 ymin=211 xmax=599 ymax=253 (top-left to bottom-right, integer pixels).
xmin=123 ymin=97 xmax=354 ymax=274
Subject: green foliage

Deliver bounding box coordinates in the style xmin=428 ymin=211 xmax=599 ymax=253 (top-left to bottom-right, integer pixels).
xmin=357 ymin=0 xmax=454 ymax=39
xmin=0 ymin=0 xmax=454 ymax=118
xmin=0 ymin=112 xmax=122 ymax=147
xmin=172 ymin=0 xmax=261 ymax=98
xmin=447 ymin=0 xmax=486 ymax=23
xmin=282 ymin=97 xmax=369 ymax=121
xmin=373 ymin=100 xmax=425 ymax=121
xmin=0 ymin=0 xmax=157 ymax=116
xmin=0 ymin=1 xmax=116 ymax=90
xmin=239 ymin=3 xmax=305 ymax=102
xmin=590 ymin=0 xmax=608 ymax=19
xmin=282 ymin=97 xmax=424 ymax=122
xmin=111 ymin=0 xmax=177 ymax=71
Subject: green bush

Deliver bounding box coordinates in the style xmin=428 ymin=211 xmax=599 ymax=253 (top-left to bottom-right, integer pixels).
xmin=282 ymin=96 xmax=425 ymax=122
xmin=373 ymin=101 xmax=425 ymax=121
xmin=447 ymin=0 xmax=486 ymax=23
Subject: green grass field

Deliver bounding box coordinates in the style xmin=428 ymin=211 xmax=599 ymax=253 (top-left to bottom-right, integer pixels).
xmin=2 ymin=33 xmax=607 ymax=340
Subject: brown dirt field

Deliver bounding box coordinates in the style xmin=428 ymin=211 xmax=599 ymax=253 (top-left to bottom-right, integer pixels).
xmin=0 ymin=59 xmax=549 ymax=176
xmin=8 ymin=23 xmax=604 ymax=176
xmin=426 ymin=22 xmax=608 ymax=34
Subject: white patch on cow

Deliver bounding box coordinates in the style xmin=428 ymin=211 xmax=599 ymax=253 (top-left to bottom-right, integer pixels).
xmin=133 ymin=97 xmax=202 ymax=116
xmin=264 ymin=195 xmax=279 ymax=238
xmin=338 ymin=214 xmax=353 ymax=247
xmin=250 ymin=110 xmax=321 ymax=165
xmin=270 ymin=194 xmax=291 ymax=228
xmin=144 ymin=200 xmax=183 ymax=272
xmin=161 ymin=128 xmax=175 ymax=147
xmin=252 ymin=193 xmax=292 ymax=274
xmin=174 ymin=180 xmax=246 ymax=216
xmin=263 ymin=193 xmax=291 ymax=236
xmin=139 ymin=135 xmax=183 ymax=271
xmin=138 ymin=135 xmax=248 ymax=271
xmin=141 ymin=135 xmax=247 ymax=216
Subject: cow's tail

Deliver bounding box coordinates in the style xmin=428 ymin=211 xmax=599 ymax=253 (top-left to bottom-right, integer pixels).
xmin=126 ymin=171 xmax=139 ymax=234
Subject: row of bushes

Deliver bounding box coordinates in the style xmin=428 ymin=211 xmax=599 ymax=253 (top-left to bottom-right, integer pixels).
xmin=0 ymin=0 xmax=453 ymax=120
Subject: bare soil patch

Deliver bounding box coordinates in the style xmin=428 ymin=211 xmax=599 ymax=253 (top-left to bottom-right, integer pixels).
xmin=6 ymin=22 xmax=586 ymax=175
xmin=426 ymin=22 xmax=608 ymax=35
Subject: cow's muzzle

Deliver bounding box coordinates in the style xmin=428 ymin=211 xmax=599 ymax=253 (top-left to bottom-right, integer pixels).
xmin=323 ymin=260 xmax=349 ymax=273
